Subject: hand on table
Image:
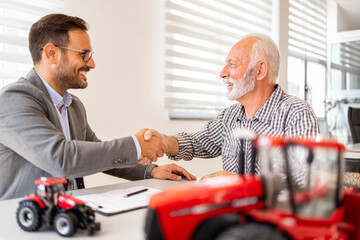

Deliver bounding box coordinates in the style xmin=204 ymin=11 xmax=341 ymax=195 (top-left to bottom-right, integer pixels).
xmin=151 ymin=164 xmax=197 ymax=181
xmin=200 ymin=171 xmax=237 ymax=180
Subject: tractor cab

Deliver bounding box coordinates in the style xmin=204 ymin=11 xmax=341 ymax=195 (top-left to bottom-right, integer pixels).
xmin=284 ymin=137 xmax=345 ymax=218
xmin=34 ymin=177 xmax=67 ymax=207
xmin=254 ymin=135 xmax=345 ymax=218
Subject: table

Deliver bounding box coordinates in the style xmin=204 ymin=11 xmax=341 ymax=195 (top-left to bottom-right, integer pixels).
xmin=344 ymin=143 xmax=360 ymax=172
xmin=0 ymin=179 xmax=191 ymax=240
xmin=346 ymin=143 xmax=360 ymax=151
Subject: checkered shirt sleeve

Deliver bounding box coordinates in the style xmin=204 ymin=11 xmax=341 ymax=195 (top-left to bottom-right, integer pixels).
xmin=167 ymin=110 xmax=226 ymax=161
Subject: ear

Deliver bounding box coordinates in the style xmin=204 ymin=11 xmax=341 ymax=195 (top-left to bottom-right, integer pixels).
xmin=42 ymin=44 xmax=59 ymax=64
xmin=255 ymin=61 xmax=268 ymax=81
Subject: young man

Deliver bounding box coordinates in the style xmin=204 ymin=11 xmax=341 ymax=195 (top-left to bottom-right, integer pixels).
xmin=0 ymin=14 xmax=195 ymax=200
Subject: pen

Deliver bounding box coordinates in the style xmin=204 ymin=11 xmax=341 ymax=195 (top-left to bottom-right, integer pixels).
xmin=123 ymin=188 xmax=148 ymax=198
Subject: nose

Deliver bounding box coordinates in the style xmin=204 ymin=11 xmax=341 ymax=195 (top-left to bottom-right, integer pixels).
xmin=86 ymin=56 xmax=95 ymax=69
xmin=220 ymin=65 xmax=229 ymax=78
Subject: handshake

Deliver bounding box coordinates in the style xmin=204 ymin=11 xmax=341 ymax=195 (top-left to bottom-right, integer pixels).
xmin=134 ymin=128 xmax=174 ymax=164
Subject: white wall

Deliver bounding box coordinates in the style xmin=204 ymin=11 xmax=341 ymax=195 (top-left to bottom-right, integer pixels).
xmin=64 ymin=0 xmax=222 ymax=187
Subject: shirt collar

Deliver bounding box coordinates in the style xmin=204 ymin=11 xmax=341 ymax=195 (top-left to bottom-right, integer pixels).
xmin=237 ymin=84 xmax=283 ymax=123
xmin=36 ymin=71 xmax=73 ymax=109
xmin=253 ymin=84 xmax=283 ymax=123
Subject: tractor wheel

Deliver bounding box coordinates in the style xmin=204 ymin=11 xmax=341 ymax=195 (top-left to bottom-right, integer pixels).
xmin=16 ymin=200 xmax=42 ymax=231
xmin=87 ymin=225 xmax=94 ymax=236
xmin=216 ymin=223 xmax=288 ymax=240
xmin=191 ymin=214 xmax=238 ymax=240
xmin=54 ymin=212 xmax=79 ymax=237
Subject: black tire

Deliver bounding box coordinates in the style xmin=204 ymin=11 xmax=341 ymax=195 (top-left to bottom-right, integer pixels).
xmin=54 ymin=212 xmax=79 ymax=237
xmin=78 ymin=205 xmax=95 ymax=230
xmin=216 ymin=223 xmax=288 ymax=240
xmin=95 ymin=222 xmax=101 ymax=231
xmin=85 ymin=206 xmax=95 ymax=216
xmin=87 ymin=225 xmax=94 ymax=236
xmin=191 ymin=214 xmax=238 ymax=240
xmin=16 ymin=200 xmax=42 ymax=232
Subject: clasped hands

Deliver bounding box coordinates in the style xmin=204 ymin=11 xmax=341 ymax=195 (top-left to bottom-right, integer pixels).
xmin=135 ymin=128 xmax=237 ymax=181
xmin=134 ymin=128 xmax=166 ymax=165
xmin=135 ymin=128 xmax=196 ymax=181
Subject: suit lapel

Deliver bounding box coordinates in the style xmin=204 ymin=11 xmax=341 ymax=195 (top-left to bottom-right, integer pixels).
xmin=25 ymin=68 xmax=63 ymax=132
xmin=67 ymin=106 xmax=82 ymax=140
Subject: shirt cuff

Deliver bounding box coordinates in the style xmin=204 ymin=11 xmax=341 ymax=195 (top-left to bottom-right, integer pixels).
xmin=131 ymin=135 xmax=141 ymax=160
xmin=167 ymin=133 xmax=193 ymax=161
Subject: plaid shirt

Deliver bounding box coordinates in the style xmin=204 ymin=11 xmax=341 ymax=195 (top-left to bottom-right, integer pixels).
xmin=169 ymin=85 xmax=320 ymax=174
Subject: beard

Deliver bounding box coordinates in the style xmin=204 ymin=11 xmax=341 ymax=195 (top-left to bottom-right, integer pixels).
xmin=55 ymin=54 xmax=89 ymax=90
xmin=223 ymin=66 xmax=255 ymax=100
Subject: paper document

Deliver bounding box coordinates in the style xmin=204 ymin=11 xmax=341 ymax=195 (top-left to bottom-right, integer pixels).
xmin=76 ymin=186 xmax=162 ymax=216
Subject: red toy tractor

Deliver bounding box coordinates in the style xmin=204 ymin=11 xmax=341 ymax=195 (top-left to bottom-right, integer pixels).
xmin=145 ymin=135 xmax=360 ymax=240
xmin=16 ymin=177 xmax=100 ymax=237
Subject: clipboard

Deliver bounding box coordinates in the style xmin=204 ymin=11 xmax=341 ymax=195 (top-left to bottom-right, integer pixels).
xmin=76 ymin=186 xmax=162 ymax=216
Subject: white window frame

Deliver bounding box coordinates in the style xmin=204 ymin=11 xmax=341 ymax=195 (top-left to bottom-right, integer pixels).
xmin=287 ymin=0 xmax=327 ymax=119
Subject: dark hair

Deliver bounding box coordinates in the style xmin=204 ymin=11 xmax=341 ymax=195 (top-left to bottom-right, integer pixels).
xmin=29 ymin=13 xmax=88 ymax=64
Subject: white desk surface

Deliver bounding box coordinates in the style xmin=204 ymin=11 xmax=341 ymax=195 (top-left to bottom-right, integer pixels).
xmin=347 ymin=143 xmax=360 ymax=151
xmin=345 ymin=143 xmax=360 ymax=160
xmin=0 ymin=179 xmax=192 ymax=240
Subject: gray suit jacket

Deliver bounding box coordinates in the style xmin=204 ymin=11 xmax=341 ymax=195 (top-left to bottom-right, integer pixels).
xmin=0 ymin=68 xmax=152 ymax=200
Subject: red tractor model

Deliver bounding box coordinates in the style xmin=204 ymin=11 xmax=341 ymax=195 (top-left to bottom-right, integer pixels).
xmin=16 ymin=177 xmax=100 ymax=237
xmin=145 ymin=135 xmax=360 ymax=240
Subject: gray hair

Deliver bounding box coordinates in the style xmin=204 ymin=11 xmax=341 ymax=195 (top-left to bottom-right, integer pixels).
xmin=241 ymin=33 xmax=280 ymax=84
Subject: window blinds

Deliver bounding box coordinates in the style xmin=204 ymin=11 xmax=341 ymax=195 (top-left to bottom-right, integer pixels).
xmin=0 ymin=0 xmax=64 ymax=89
xmin=288 ymin=0 xmax=327 ymax=62
xmin=164 ymin=0 xmax=273 ymax=119
xmin=333 ymin=41 xmax=360 ymax=73
xmin=330 ymin=40 xmax=360 ymax=100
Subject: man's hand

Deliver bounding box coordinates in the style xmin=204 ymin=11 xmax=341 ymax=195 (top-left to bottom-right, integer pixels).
xmin=151 ymin=164 xmax=197 ymax=181
xmin=200 ymin=171 xmax=237 ymax=180
xmin=137 ymin=155 xmax=152 ymax=165
xmin=135 ymin=128 xmax=167 ymax=162
xmin=143 ymin=129 xmax=179 ymax=156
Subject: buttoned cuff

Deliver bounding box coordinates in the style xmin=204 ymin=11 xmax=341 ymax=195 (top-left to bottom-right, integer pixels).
xmin=167 ymin=133 xmax=193 ymax=161
xmin=144 ymin=164 xmax=158 ymax=179
xmin=131 ymin=135 xmax=141 ymax=160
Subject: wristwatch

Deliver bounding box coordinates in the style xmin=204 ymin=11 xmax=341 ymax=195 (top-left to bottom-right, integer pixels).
xmin=145 ymin=164 xmax=158 ymax=179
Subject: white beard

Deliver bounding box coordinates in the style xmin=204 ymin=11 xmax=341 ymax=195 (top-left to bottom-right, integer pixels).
xmin=223 ymin=67 xmax=255 ymax=100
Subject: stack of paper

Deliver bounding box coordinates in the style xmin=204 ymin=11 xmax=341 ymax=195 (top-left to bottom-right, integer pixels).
xmin=76 ymin=186 xmax=162 ymax=216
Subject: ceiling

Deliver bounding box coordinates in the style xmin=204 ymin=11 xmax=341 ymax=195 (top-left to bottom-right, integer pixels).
xmin=334 ymin=0 xmax=360 ymax=31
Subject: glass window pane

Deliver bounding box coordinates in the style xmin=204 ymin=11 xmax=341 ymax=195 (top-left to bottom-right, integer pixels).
xmin=287 ymin=56 xmax=305 ymax=99
xmin=330 ymin=69 xmax=343 ymax=91
xmin=307 ymin=62 xmax=325 ymax=118
xmin=347 ymin=72 xmax=360 ymax=90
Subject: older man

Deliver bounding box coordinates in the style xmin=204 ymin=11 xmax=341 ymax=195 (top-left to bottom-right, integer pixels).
xmin=0 ymin=14 xmax=195 ymax=200
xmin=146 ymin=34 xmax=320 ymax=179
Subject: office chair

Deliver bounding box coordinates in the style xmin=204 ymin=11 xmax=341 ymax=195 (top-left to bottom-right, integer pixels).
xmin=348 ymin=107 xmax=360 ymax=143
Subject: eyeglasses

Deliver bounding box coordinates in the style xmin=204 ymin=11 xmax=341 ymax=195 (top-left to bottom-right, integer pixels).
xmin=40 ymin=45 xmax=94 ymax=62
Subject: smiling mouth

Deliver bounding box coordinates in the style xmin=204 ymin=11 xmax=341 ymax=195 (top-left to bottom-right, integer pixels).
xmin=225 ymin=82 xmax=233 ymax=90
xmin=79 ymin=71 xmax=88 ymax=80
